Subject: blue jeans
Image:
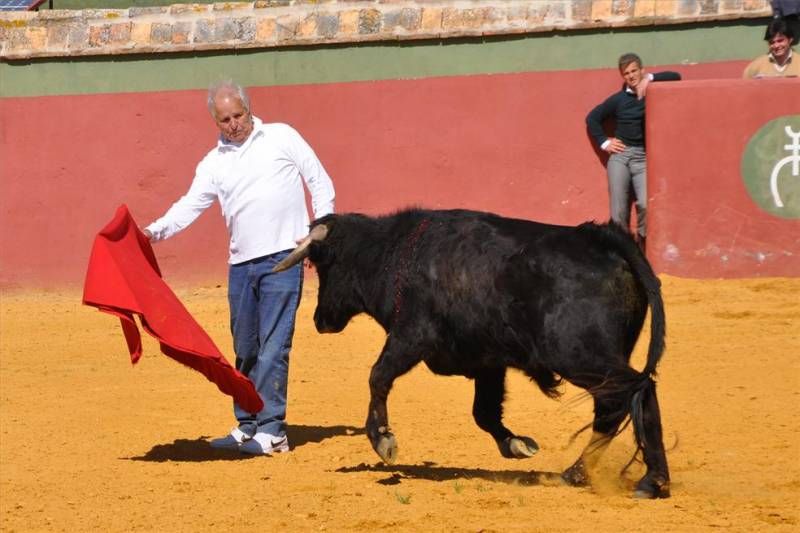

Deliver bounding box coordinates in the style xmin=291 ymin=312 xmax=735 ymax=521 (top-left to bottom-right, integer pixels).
xmin=228 ymin=250 xmax=303 ymax=438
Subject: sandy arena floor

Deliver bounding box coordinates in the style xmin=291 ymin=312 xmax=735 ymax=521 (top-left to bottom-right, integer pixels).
xmin=1 ymin=275 xmax=798 ymax=532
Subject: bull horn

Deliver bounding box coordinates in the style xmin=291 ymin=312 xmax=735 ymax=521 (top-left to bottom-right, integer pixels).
xmin=272 ymin=223 xmax=329 ymax=272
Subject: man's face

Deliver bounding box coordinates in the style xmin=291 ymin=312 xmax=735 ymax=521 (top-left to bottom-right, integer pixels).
xmin=768 ymin=33 xmax=792 ymax=62
xmin=620 ymin=61 xmax=645 ymax=89
xmin=212 ymin=93 xmax=253 ymax=144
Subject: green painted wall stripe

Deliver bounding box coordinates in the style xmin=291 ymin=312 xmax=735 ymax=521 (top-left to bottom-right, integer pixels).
xmin=1 ymin=20 xmax=767 ymax=98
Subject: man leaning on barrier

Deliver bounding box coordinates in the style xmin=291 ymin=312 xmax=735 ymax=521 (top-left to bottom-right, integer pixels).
xmin=586 ymin=53 xmax=681 ymax=253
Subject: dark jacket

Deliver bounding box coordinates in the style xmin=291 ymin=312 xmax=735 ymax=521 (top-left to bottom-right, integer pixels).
xmin=586 ymin=71 xmax=681 ymax=149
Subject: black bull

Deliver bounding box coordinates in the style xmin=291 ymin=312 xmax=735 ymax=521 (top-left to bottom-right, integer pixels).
xmin=274 ymin=208 xmax=670 ymax=499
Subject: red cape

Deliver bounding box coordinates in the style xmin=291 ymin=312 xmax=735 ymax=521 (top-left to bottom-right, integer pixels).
xmin=82 ymin=204 xmax=263 ymax=414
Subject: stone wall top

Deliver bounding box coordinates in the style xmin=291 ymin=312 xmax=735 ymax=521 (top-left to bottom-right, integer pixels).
xmin=0 ymin=0 xmax=772 ymax=60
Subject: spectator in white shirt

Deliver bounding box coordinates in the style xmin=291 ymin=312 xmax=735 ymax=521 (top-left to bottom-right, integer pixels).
xmin=144 ymin=80 xmax=335 ymax=455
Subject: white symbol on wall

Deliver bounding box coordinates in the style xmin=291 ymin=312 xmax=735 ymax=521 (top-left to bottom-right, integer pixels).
xmin=770 ymin=126 xmax=800 ymax=208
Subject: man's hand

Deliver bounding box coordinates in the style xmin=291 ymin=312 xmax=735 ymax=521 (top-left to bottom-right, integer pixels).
xmin=636 ymin=76 xmax=651 ymax=100
xmin=605 ymin=137 xmax=627 ymax=154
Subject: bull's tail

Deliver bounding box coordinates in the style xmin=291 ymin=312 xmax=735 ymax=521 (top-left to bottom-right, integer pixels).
xmin=628 ymin=374 xmax=655 ymax=455
xmin=578 ymin=222 xmax=667 ymax=464
xmin=611 ymin=226 xmax=665 ymax=459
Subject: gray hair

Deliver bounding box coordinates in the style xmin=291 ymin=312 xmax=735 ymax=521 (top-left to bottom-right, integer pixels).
xmin=207 ymin=79 xmax=251 ymax=117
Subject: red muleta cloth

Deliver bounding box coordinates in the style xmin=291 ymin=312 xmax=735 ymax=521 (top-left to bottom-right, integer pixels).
xmin=82 ymin=204 xmax=263 ymax=414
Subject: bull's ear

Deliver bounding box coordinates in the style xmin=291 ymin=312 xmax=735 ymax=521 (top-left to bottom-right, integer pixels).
xmin=308 ymin=242 xmax=334 ymax=266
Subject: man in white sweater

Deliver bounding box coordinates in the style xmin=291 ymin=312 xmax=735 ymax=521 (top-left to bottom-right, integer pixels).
xmin=144 ymin=80 xmax=335 ymax=455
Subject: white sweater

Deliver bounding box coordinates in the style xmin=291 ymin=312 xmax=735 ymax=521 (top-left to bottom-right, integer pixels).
xmin=146 ymin=117 xmax=335 ymax=264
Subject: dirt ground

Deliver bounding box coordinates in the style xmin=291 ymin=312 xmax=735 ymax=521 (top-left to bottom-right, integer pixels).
xmin=1 ymin=275 xmax=798 ymax=532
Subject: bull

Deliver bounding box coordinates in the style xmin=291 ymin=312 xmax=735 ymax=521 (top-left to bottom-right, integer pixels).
xmin=274 ymin=208 xmax=670 ymax=498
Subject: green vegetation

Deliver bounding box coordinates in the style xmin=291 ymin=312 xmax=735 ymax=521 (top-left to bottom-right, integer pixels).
xmin=394 ymin=490 xmax=411 ymax=505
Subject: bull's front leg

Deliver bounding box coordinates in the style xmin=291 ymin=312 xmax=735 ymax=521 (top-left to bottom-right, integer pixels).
xmin=473 ymin=368 xmax=539 ymax=459
xmin=366 ymin=339 xmax=421 ymax=464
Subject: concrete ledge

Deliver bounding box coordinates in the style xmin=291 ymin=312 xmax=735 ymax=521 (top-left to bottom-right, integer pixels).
xmin=1 ymin=0 xmax=772 ymax=60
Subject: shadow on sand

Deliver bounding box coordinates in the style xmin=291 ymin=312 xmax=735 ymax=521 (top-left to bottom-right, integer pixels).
xmin=289 ymin=423 xmax=364 ymax=447
xmin=336 ymin=461 xmax=566 ymax=488
xmin=126 ymin=424 xmax=364 ymax=462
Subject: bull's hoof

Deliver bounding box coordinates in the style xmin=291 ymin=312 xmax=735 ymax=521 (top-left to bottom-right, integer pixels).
xmin=560 ymin=458 xmax=589 ymax=487
xmin=633 ymin=476 xmax=671 ymax=499
xmin=375 ymin=434 xmax=398 ymax=465
xmin=500 ymin=436 xmax=539 ymax=459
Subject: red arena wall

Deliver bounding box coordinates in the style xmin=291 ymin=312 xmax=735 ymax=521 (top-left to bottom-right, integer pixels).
xmin=0 ymin=59 xmax=777 ymax=289
xmin=647 ymin=78 xmax=800 ymax=278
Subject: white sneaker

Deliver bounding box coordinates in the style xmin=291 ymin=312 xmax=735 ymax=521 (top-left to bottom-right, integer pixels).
xmin=239 ymin=433 xmax=290 ymax=455
xmin=209 ymin=427 xmax=251 ymax=450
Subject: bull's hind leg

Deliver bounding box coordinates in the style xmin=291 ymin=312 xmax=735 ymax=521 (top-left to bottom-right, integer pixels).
xmin=561 ymin=392 xmax=627 ymax=487
xmin=473 ymin=368 xmax=539 ymax=458
xmin=631 ymin=379 xmax=670 ymax=499
xmin=561 ymin=377 xmax=670 ymax=499
xmin=365 ymin=339 xmax=421 ymax=465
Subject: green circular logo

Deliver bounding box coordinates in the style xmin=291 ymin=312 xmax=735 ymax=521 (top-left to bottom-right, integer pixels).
xmin=740 ymin=115 xmax=800 ymax=219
